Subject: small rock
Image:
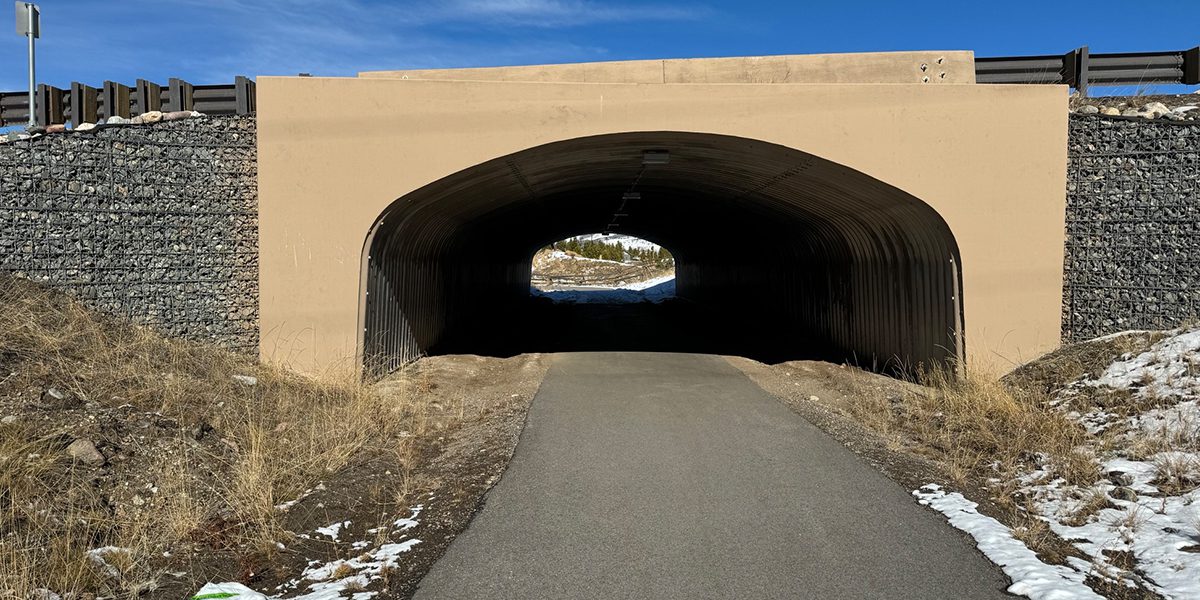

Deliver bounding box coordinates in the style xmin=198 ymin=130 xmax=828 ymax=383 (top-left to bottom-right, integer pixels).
xmin=139 ymin=110 xmax=163 ymax=123
xmin=191 ymin=421 xmax=213 ymax=441
xmin=66 ymin=439 xmax=106 ymax=467
xmin=1077 ymin=105 xmax=1099 ymax=114
xmin=26 ymin=126 xmax=45 ymax=135
xmin=1142 ymin=101 xmax=1170 ymax=117
xmin=1108 ymin=486 xmax=1138 ymax=502
xmin=1121 ymin=109 xmax=1140 ymax=117
xmin=1106 ymin=471 xmax=1134 ymax=487
xmin=105 ymin=116 xmax=127 ymax=125
xmin=131 ymin=494 xmax=145 ymax=506
xmin=162 ymin=110 xmax=193 ymax=121
xmin=45 ymin=123 xmax=67 ymax=133
xmin=75 ymin=122 xmax=96 ymax=131
xmin=190 ymin=110 xmax=205 ymax=117
xmin=232 ymin=374 xmax=258 ymax=386
xmin=129 ymin=115 xmax=144 ymax=125
xmin=1 ymin=415 xmax=16 ymax=425
xmin=808 ymin=395 xmax=820 ymax=402
xmin=1100 ymin=107 xmax=1120 ymax=116
xmin=30 ymin=589 xmax=61 ymax=600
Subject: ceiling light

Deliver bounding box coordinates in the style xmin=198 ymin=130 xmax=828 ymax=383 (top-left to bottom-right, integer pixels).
xmin=642 ymin=150 xmax=670 ymax=166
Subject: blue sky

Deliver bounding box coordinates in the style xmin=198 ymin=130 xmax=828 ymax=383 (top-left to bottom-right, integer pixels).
xmin=2 ymin=0 xmax=1198 ymax=92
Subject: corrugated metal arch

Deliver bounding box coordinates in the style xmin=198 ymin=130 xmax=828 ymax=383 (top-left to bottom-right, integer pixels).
xmin=360 ymin=131 xmax=964 ymax=374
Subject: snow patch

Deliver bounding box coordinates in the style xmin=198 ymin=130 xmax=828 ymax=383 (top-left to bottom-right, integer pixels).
xmin=199 ymin=503 xmax=426 ymax=600
xmin=531 ymin=277 xmax=675 ymax=304
xmin=914 ymin=485 xmax=1103 ymax=599
xmin=1091 ymin=328 xmax=1200 ymax=398
xmin=314 ymin=520 xmax=350 ymax=541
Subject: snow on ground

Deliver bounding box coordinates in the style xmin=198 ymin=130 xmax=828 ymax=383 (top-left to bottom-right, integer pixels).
xmin=1021 ymin=327 xmax=1200 ymax=599
xmin=913 ymin=485 xmax=1103 ymax=600
xmin=918 ymin=327 xmax=1200 ymax=598
xmin=531 ymin=276 xmax=675 ymax=304
xmin=570 ymin=233 xmax=661 ymax=252
xmin=1091 ymin=329 xmax=1200 ymax=397
xmin=193 ymin=504 xmax=426 ymax=600
xmin=541 ymin=249 xmax=624 ymax=265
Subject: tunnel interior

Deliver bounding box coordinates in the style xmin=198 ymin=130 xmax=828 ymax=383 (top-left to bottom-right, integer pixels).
xmin=362 ymin=132 xmax=964 ymax=374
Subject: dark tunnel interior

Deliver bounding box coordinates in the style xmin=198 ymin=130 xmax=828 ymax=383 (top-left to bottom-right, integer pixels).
xmin=361 ymin=132 xmax=964 ymax=375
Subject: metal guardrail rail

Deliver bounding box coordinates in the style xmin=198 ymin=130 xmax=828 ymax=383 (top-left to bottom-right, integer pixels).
xmin=976 ymin=46 xmax=1199 ymax=93
xmin=1 ymin=46 xmax=1197 ymax=127
xmin=0 ymin=75 xmax=255 ymax=127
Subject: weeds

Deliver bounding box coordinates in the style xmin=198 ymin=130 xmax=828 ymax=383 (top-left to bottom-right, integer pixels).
xmin=0 ymin=277 xmax=429 ymax=597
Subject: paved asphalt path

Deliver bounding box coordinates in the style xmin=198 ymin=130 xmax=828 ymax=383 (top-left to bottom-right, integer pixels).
xmin=414 ymin=352 xmax=1013 ymax=599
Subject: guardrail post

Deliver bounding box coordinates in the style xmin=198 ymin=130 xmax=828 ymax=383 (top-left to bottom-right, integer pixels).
xmin=35 ymin=83 xmax=64 ymax=125
xmin=234 ymin=75 xmax=256 ymax=114
xmin=101 ymin=81 xmax=131 ymax=119
xmin=135 ymin=79 xmax=162 ymax=114
xmin=1063 ymin=46 xmax=1090 ymax=95
xmin=167 ymin=78 xmax=194 ymax=112
xmin=1184 ymin=46 xmax=1200 ymax=85
xmin=69 ymin=81 xmax=98 ymax=127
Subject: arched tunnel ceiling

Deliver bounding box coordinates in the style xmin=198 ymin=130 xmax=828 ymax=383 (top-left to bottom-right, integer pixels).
xmin=365 ymin=132 xmax=964 ymax=373
xmin=376 ymin=132 xmax=959 ymax=263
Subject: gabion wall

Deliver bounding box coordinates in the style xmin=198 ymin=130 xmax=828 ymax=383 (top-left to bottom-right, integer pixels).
xmin=2 ymin=112 xmax=1197 ymax=352
xmin=0 ymin=116 xmax=258 ymax=352
xmin=1064 ymin=115 xmax=1200 ymax=341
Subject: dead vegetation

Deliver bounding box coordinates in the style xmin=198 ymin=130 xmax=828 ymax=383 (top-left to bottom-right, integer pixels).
xmin=738 ymin=327 xmax=1200 ymax=598
xmin=0 ymin=277 xmax=544 ymax=599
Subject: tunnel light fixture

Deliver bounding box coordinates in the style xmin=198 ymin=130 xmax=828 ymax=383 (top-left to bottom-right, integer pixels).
xmin=642 ymin=150 xmax=670 ymax=166
xmin=622 ymin=192 xmax=641 ymax=201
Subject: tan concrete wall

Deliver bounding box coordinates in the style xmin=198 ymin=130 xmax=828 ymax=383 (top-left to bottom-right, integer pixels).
xmin=257 ymin=76 xmax=1066 ymax=373
xmin=359 ymin=51 xmax=975 ymax=84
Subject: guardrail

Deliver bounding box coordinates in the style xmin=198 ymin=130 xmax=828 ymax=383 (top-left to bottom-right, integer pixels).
xmin=2 ymin=47 xmax=1197 ymax=127
xmin=976 ymin=46 xmax=1199 ymax=93
xmin=0 ymin=75 xmax=255 ymax=127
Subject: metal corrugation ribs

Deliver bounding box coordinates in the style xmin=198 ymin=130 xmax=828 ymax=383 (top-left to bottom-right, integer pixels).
xmin=363 ymin=132 xmax=963 ymax=374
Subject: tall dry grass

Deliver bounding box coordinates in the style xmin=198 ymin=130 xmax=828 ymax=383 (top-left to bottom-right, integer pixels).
xmin=0 ymin=278 xmax=426 ymax=598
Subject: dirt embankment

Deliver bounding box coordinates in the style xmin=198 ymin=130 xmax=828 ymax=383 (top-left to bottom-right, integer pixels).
xmin=0 ymin=277 xmax=548 ymax=599
xmin=531 ymin=249 xmax=671 ymax=289
xmin=735 ymin=329 xmax=1199 ymax=600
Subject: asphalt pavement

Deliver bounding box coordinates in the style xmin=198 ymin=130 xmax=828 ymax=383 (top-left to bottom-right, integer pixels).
xmin=413 ymin=352 xmax=1013 ymax=599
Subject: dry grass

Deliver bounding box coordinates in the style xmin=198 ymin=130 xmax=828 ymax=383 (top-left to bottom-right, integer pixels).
xmin=0 ymin=277 xmax=429 ymax=598
xmin=845 ymin=363 xmax=1098 ymax=490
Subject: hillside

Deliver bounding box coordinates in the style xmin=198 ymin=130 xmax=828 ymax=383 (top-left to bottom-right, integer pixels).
xmin=0 ymin=277 xmax=547 ymax=599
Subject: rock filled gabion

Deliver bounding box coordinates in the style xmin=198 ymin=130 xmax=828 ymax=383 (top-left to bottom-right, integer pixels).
xmin=0 ymin=116 xmax=258 ymax=353
xmin=1064 ymin=114 xmax=1200 ymax=341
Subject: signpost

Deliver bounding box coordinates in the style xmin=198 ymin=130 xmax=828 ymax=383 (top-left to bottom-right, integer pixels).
xmin=15 ymin=2 xmax=39 ymax=127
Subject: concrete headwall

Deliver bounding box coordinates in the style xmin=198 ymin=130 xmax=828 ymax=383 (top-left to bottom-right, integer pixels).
xmin=0 ymin=116 xmax=259 ymax=352
xmin=1064 ymin=114 xmax=1200 ymax=340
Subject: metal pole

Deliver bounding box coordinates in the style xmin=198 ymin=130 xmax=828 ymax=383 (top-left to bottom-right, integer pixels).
xmin=25 ymin=3 xmax=34 ymax=127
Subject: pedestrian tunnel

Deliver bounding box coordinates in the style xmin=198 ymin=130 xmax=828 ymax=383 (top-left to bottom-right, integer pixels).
xmin=361 ymin=132 xmax=964 ymax=374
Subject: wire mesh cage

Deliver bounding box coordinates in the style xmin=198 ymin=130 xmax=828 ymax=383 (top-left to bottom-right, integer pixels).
xmin=0 ymin=116 xmax=259 ymax=353
xmin=1064 ymin=115 xmax=1200 ymax=341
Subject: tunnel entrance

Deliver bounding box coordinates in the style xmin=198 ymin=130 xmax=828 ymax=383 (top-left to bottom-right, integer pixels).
xmin=361 ymin=132 xmax=964 ymax=374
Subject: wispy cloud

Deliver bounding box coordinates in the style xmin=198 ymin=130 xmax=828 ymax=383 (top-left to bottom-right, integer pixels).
xmin=0 ymin=0 xmax=711 ymax=88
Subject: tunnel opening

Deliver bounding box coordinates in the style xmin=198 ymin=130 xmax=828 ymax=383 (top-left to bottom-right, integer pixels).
xmin=531 ymin=234 xmax=676 ymax=304
xmin=361 ymin=132 xmax=964 ymax=375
